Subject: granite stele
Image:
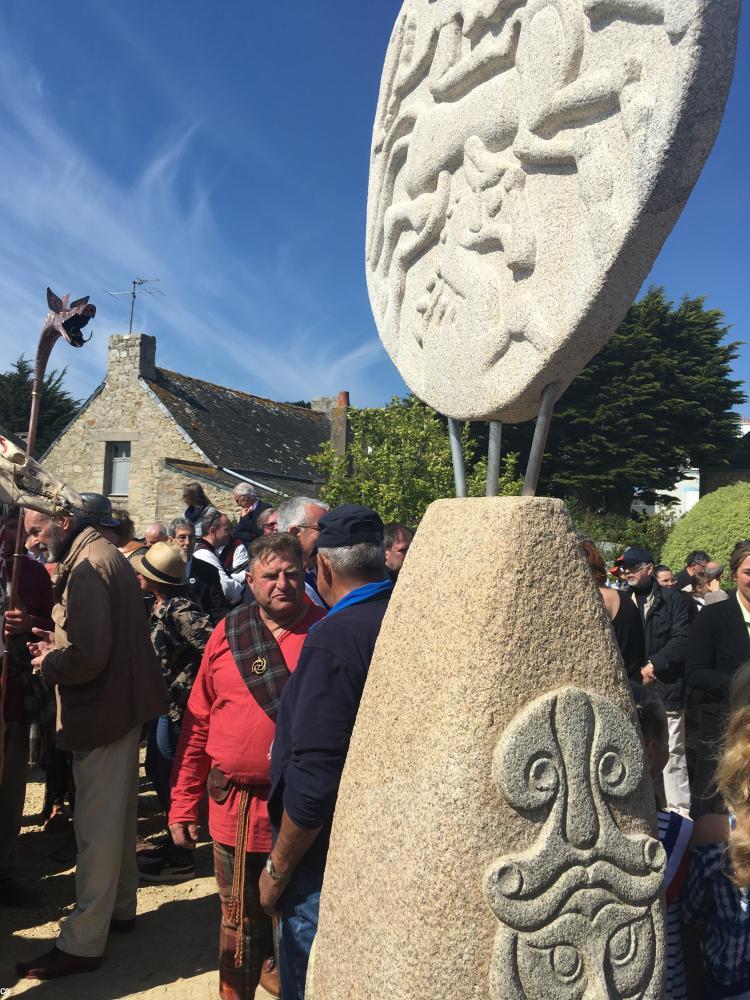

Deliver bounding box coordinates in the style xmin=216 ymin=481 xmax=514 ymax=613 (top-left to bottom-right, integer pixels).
xmin=309 ymin=500 xmax=670 ymax=999
xmin=365 ymin=0 xmax=739 ymax=423
xmin=308 ymin=4 xmax=739 ymax=998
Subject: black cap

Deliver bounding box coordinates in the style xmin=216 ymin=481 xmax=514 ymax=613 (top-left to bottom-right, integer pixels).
xmin=79 ymin=492 xmax=120 ymax=528
xmin=317 ymin=504 xmax=384 ymax=549
xmin=621 ymin=546 xmax=654 ymax=567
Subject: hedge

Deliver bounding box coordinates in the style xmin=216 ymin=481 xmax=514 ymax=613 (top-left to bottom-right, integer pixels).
xmin=661 ymin=482 xmax=750 ymax=583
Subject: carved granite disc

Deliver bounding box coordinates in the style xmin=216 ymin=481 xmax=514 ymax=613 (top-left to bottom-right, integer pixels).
xmin=366 ymin=0 xmax=740 ymax=422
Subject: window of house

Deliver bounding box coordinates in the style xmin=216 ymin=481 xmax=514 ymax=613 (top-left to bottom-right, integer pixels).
xmin=105 ymin=441 xmax=131 ymax=496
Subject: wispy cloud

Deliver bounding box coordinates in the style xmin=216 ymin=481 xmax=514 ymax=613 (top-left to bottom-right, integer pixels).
xmin=0 ymin=25 xmax=389 ymax=409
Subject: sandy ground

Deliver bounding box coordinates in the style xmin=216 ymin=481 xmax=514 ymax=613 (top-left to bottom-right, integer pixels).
xmin=0 ymin=753 xmax=274 ymax=999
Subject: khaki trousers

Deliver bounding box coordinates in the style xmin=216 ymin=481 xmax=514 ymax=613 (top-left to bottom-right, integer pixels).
xmin=57 ymin=725 xmax=141 ymax=958
xmin=663 ymin=709 xmax=691 ymax=818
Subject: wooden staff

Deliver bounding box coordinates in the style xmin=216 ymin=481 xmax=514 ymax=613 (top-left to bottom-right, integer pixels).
xmin=0 ymin=289 xmax=95 ymax=766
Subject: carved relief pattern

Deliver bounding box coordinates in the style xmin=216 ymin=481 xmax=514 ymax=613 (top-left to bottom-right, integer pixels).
xmin=367 ymin=0 xmax=698 ymax=398
xmin=484 ymin=687 xmax=665 ymax=999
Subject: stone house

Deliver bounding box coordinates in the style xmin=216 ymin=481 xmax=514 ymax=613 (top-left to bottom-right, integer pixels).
xmin=43 ymin=333 xmax=348 ymax=532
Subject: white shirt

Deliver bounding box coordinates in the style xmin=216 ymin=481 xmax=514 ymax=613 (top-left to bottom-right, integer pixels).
xmin=217 ymin=542 xmax=249 ymax=587
xmin=193 ymin=546 xmax=243 ymax=605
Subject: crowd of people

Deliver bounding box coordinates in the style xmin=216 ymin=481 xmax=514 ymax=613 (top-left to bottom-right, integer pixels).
xmin=2 ymin=478 xmax=750 ymax=998
xmin=0 ymin=481 xmax=413 ymax=999
xmin=584 ymin=541 xmax=750 ymax=999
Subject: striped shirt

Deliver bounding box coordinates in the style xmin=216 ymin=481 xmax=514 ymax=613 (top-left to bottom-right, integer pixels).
xmin=659 ymin=810 xmax=692 ymax=1000
xmin=684 ymin=816 xmax=750 ymax=997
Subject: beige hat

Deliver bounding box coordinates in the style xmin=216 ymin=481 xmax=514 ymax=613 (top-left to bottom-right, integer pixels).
xmin=132 ymin=542 xmax=187 ymax=586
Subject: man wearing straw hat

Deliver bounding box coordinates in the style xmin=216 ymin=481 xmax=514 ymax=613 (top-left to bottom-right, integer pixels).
xmin=169 ymin=532 xmax=324 ymax=999
xmin=16 ymin=505 xmax=166 ymax=981
xmin=130 ymin=541 xmax=213 ymax=884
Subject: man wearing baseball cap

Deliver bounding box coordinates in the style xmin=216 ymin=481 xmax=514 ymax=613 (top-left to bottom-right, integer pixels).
xmin=261 ymin=504 xmax=393 ymax=998
xmin=621 ymin=545 xmax=690 ymax=815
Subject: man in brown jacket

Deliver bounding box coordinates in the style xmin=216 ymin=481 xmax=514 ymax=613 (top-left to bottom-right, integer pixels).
xmin=16 ymin=508 xmax=167 ymax=981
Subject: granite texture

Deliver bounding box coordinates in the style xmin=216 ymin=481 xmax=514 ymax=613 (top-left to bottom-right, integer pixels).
xmin=366 ymin=0 xmax=739 ymax=422
xmin=486 ymin=687 xmax=665 ymax=998
xmin=308 ymin=497 xmax=664 ymax=999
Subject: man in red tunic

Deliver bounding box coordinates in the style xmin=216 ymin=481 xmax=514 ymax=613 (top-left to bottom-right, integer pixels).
xmin=169 ymin=532 xmax=324 ymax=999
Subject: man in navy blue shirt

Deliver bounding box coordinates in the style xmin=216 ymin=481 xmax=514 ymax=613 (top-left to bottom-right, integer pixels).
xmin=261 ymin=504 xmax=393 ymax=999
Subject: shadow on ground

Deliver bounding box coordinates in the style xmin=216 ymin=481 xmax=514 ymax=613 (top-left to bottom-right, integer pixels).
xmin=0 ymin=759 xmax=221 ymax=999
xmin=5 ymin=891 xmax=220 ymax=1000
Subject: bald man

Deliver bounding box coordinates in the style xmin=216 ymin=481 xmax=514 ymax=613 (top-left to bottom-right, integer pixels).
xmin=144 ymin=523 xmax=168 ymax=547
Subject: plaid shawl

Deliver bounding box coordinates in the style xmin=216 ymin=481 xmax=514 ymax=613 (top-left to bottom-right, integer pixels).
xmin=225 ymin=603 xmax=289 ymax=721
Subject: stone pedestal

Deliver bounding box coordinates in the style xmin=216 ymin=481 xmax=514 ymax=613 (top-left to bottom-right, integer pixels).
xmin=308 ymin=497 xmax=664 ymax=1000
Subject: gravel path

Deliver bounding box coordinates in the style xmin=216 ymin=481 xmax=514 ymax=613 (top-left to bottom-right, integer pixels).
xmin=0 ymin=755 xmax=273 ymax=999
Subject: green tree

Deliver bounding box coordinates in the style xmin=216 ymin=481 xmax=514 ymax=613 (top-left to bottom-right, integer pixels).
xmin=309 ymin=395 xmax=523 ymax=525
xmin=661 ymin=482 xmax=750 ymax=584
xmin=474 ymin=289 xmax=745 ymax=513
xmin=0 ymin=356 xmax=81 ymax=457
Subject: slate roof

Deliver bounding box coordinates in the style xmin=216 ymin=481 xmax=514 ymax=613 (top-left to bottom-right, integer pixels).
xmin=145 ymin=368 xmax=329 ymax=486
xmin=163 ymin=459 xmax=292 ymax=500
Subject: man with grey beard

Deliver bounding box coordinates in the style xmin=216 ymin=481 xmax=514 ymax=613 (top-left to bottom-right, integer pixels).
xmin=16 ymin=508 xmax=166 ymax=982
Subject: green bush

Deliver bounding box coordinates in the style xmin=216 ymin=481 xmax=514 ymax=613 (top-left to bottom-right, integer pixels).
xmin=565 ymin=500 xmax=676 ymax=564
xmin=661 ymin=482 xmax=750 ymax=583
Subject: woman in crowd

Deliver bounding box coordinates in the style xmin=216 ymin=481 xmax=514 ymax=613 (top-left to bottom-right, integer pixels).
xmin=112 ymin=508 xmax=147 ymax=561
xmin=582 ymin=540 xmax=645 ymax=679
xmin=687 ymin=541 xmax=750 ymax=815
xmin=182 ymin=482 xmax=214 ymax=539
xmin=132 ymin=542 xmax=213 ymax=882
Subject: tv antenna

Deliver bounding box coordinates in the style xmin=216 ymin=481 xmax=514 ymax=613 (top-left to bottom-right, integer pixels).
xmin=105 ymin=277 xmax=165 ymax=333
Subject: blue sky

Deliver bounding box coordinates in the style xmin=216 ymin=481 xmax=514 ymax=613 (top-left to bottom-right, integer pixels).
xmin=0 ymin=2 xmax=747 ymax=414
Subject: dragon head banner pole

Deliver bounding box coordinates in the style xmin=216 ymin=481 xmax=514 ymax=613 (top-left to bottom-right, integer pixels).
xmin=0 ymin=288 xmax=95 ymax=757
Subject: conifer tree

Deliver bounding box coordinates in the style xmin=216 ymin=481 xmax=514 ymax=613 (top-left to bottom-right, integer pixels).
xmin=471 ymin=288 xmax=744 ymax=513
xmin=0 ymin=357 xmax=80 ymax=457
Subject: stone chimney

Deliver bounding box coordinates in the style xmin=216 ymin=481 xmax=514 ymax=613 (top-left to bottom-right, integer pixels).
xmin=330 ymin=391 xmax=351 ymax=457
xmin=311 ymin=390 xmax=351 ymax=457
xmin=107 ymin=333 xmax=156 ymax=385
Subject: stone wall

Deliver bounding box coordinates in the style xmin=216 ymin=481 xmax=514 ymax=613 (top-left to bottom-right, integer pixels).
xmin=45 ymin=334 xmax=207 ymax=534
xmin=153 ymin=468 xmax=237 ymax=529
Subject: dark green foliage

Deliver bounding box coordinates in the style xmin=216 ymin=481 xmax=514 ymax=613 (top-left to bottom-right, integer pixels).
xmin=470 ymin=288 xmax=745 ymax=514
xmin=0 ymin=357 xmax=81 ymax=457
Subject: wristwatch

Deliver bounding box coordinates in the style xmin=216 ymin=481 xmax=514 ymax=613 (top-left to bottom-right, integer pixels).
xmin=265 ymin=856 xmax=290 ymax=881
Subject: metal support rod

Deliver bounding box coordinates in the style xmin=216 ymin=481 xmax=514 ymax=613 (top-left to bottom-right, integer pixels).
xmin=486 ymin=421 xmax=502 ymax=497
xmin=522 ymin=383 xmax=558 ymax=497
xmin=447 ymin=417 xmax=467 ymax=498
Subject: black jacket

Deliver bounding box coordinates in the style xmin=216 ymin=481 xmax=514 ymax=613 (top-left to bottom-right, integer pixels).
xmin=630 ymin=580 xmax=690 ymax=709
xmin=185 ymin=556 xmax=229 ymax=626
xmin=686 ymin=591 xmax=750 ymax=707
xmin=269 ymin=589 xmax=391 ymax=875
xmin=235 ymin=503 xmax=271 ymax=546
xmin=613 ymin=591 xmax=646 ymax=681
